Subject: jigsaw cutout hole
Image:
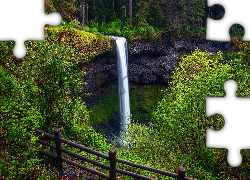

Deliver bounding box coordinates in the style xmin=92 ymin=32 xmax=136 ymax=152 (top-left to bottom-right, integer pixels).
xmin=13 ymin=41 xmax=27 ymax=59
xmin=208 ymin=4 xmax=225 ymax=20
xmin=224 ymin=79 xmax=238 ymax=98
xmin=228 ymin=148 xmax=242 ymax=167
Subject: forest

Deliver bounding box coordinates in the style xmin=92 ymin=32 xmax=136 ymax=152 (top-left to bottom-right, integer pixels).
xmin=45 ymin=0 xmax=227 ymax=39
xmin=0 ymin=0 xmax=249 ymax=179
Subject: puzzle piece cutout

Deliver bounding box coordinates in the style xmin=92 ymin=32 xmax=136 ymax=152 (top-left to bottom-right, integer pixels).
xmin=0 ymin=0 xmax=61 ymax=58
xmin=206 ymin=80 xmax=250 ymax=167
xmin=207 ymin=0 xmax=249 ymax=41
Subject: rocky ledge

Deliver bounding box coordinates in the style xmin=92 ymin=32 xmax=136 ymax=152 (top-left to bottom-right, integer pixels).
xmin=79 ymin=36 xmax=233 ymax=107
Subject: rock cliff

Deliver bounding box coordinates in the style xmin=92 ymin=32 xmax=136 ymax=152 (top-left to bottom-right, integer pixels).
xmin=80 ymin=36 xmax=232 ymax=107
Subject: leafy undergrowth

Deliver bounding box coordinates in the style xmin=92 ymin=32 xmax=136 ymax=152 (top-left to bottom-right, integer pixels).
xmin=115 ymin=47 xmax=250 ymax=180
xmin=0 ymin=23 xmax=114 ymax=179
xmin=82 ymin=19 xmax=206 ymax=43
xmin=89 ymin=85 xmax=165 ymax=129
xmin=1 ymin=21 xmax=250 ymax=179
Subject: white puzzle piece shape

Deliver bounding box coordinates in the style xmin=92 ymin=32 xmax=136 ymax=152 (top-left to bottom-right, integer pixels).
xmin=0 ymin=0 xmax=61 ymax=58
xmin=206 ymin=80 xmax=250 ymax=167
xmin=207 ymin=0 xmax=249 ymax=41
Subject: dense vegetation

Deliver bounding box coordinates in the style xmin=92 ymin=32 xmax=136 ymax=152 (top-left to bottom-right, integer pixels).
xmin=90 ymin=46 xmax=250 ymax=179
xmin=0 ymin=0 xmax=249 ymax=179
xmin=44 ymin=0 xmax=221 ymax=41
xmin=0 ymin=23 xmax=114 ymax=179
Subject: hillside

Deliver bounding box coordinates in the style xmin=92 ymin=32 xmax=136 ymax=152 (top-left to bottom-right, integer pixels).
xmin=1 ymin=20 xmax=250 ymax=179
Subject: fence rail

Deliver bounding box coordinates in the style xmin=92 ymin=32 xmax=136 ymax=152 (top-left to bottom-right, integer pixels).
xmin=24 ymin=126 xmax=195 ymax=180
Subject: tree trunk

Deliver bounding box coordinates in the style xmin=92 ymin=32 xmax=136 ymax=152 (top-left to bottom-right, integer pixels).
xmin=82 ymin=0 xmax=85 ymax=29
xmin=166 ymin=0 xmax=167 ymax=23
xmin=115 ymin=0 xmax=119 ymax=12
xmin=102 ymin=2 xmax=105 ymax=25
xmin=113 ymin=0 xmax=115 ymax=20
xmin=122 ymin=5 xmax=126 ymax=17
xmin=87 ymin=5 xmax=89 ymax=24
xmin=129 ymin=0 xmax=132 ymax=29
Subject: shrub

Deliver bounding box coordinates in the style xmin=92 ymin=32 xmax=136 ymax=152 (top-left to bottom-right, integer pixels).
xmin=0 ymin=24 xmax=113 ymax=178
xmin=146 ymin=26 xmax=156 ymax=35
xmin=0 ymin=66 xmax=44 ymax=178
xmin=229 ymin=24 xmax=245 ymax=37
xmin=151 ymin=48 xmax=235 ymax=179
xmin=138 ymin=27 xmax=147 ymax=36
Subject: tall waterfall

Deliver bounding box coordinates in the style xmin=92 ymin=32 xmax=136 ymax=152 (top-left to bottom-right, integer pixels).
xmin=109 ymin=36 xmax=131 ymax=146
xmin=116 ymin=37 xmax=131 ymax=133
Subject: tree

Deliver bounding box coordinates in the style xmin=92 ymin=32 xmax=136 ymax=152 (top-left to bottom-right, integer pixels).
xmin=129 ymin=0 xmax=132 ymax=28
xmin=165 ymin=0 xmax=206 ymax=36
xmin=135 ymin=0 xmax=150 ymax=27
xmin=122 ymin=5 xmax=126 ymax=17
xmin=46 ymin=0 xmax=76 ymax=22
xmin=81 ymin=0 xmax=85 ymax=27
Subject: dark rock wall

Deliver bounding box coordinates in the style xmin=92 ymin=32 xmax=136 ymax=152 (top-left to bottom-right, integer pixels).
xmin=80 ymin=36 xmax=232 ymax=107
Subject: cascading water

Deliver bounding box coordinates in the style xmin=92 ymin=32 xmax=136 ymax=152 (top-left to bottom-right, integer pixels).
xmin=116 ymin=37 xmax=131 ymax=132
xmin=108 ymin=36 xmax=131 ymax=146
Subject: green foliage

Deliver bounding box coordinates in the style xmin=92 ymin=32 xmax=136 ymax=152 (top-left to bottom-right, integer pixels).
xmin=146 ymin=48 xmax=250 ymax=179
xmin=0 ymin=66 xmax=45 ymax=178
xmin=74 ymin=47 xmax=250 ymax=179
xmin=165 ymin=0 xmax=206 ymax=37
xmin=146 ymin=26 xmax=156 ymax=35
xmin=89 ymin=86 xmax=165 ymax=129
xmin=0 ymin=147 xmax=60 ymax=179
xmin=229 ymin=24 xmax=245 ymax=37
xmin=45 ymin=0 xmax=76 ymax=22
xmin=90 ymin=90 xmax=119 ymax=128
xmin=50 ymin=0 xmax=210 ymax=40
xmin=0 ymin=24 xmax=113 ymax=179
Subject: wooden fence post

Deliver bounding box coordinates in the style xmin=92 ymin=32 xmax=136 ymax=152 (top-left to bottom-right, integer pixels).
xmin=109 ymin=148 xmax=117 ymax=180
xmin=54 ymin=128 xmax=63 ymax=169
xmin=178 ymin=166 xmax=185 ymax=180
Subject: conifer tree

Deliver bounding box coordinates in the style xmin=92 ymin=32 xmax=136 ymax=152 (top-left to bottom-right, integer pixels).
xmin=46 ymin=0 xmax=76 ymax=22
xmin=129 ymin=0 xmax=132 ymax=28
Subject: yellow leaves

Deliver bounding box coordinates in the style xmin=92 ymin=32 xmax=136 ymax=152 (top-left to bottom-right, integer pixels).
xmin=43 ymin=25 xmax=114 ymax=63
xmin=172 ymin=48 xmax=225 ymax=86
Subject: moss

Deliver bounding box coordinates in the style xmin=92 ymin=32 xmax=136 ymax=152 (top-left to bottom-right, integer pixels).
xmin=89 ymin=90 xmax=119 ymax=128
xmin=92 ymin=72 xmax=108 ymax=87
xmin=44 ymin=26 xmax=115 ymax=62
xmin=89 ymin=86 xmax=166 ymax=128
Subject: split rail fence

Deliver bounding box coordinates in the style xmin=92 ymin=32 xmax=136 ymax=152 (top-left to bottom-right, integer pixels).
xmin=23 ymin=127 xmax=195 ymax=180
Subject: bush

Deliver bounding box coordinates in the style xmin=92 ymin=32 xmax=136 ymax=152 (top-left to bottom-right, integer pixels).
xmin=138 ymin=27 xmax=147 ymax=36
xmin=151 ymin=48 xmax=236 ymax=179
xmin=89 ymin=27 xmax=99 ymax=35
xmin=0 ymin=66 xmax=44 ymax=178
xmin=146 ymin=26 xmax=156 ymax=35
xmin=229 ymin=24 xmax=245 ymax=37
xmin=0 ymin=24 xmax=113 ymax=178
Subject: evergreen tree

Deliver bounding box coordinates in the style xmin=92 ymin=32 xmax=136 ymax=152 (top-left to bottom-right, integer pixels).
xmin=81 ymin=0 xmax=85 ymax=27
xmin=165 ymin=0 xmax=206 ymax=35
xmin=129 ymin=0 xmax=132 ymax=28
xmin=45 ymin=0 xmax=76 ymax=22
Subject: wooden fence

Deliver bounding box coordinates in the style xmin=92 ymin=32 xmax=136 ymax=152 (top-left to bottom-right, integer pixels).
xmin=24 ymin=127 xmax=195 ymax=180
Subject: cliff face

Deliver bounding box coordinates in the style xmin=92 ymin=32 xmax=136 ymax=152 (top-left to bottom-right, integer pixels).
xmin=80 ymin=36 xmax=232 ymax=107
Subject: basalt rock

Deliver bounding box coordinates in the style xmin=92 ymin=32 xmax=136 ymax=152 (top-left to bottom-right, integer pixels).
xmin=130 ymin=36 xmax=232 ymax=56
xmin=80 ymin=36 xmax=233 ymax=107
xmin=81 ymin=52 xmax=177 ymax=107
xmin=128 ymin=36 xmax=170 ymax=57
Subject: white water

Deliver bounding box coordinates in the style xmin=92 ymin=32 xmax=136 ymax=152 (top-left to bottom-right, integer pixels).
xmin=108 ymin=36 xmax=131 ymax=147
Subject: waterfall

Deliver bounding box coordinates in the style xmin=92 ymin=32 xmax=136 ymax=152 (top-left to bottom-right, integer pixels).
xmin=108 ymin=36 xmax=131 ymax=146
xmin=116 ymin=37 xmax=131 ymax=132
